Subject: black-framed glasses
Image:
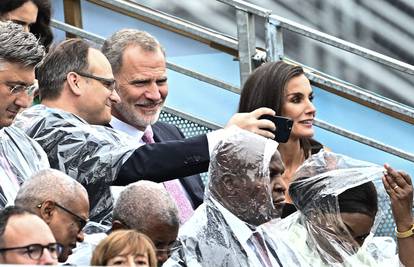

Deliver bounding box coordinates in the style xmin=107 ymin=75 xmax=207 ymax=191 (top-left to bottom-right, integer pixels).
xmin=76 ymin=71 xmax=117 ymax=92
xmin=37 ymin=202 xmax=88 ymax=231
xmin=1 ymin=82 xmax=36 ymax=95
xmin=155 ymin=241 xmax=182 ymax=257
xmin=0 ymin=243 xmax=63 ymax=260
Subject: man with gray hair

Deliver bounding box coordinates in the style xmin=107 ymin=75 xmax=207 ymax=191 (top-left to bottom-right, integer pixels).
xmin=0 ymin=21 xmax=48 ymax=208
xmin=14 ymin=168 xmax=89 ymax=263
xmin=101 ymin=29 xmax=203 ymax=223
xmin=14 ymin=37 xmax=277 ymax=225
xmin=68 ymin=180 xmax=179 ymax=265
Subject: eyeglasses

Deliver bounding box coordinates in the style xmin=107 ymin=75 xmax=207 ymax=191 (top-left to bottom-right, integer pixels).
xmin=37 ymin=202 xmax=88 ymax=231
xmin=0 ymin=243 xmax=63 ymax=260
xmin=1 ymin=82 xmax=37 ymax=95
xmin=76 ymin=71 xmax=117 ymax=92
xmin=155 ymin=241 xmax=182 ymax=257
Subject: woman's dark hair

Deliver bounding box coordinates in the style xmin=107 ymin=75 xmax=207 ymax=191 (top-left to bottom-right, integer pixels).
xmin=238 ymin=61 xmax=315 ymax=158
xmin=0 ymin=0 xmax=53 ymax=49
xmin=338 ymin=181 xmax=378 ymax=218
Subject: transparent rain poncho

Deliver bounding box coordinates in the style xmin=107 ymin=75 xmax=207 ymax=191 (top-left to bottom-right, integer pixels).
xmin=13 ymin=105 xmax=138 ymax=225
xmin=164 ymin=127 xmax=280 ymax=267
xmin=262 ymin=151 xmax=398 ymax=267
xmin=0 ymin=126 xmax=49 ymax=208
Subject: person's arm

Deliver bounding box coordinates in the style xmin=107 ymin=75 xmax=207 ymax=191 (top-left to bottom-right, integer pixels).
xmin=382 ymin=164 xmax=414 ymax=267
xmin=115 ymin=108 xmax=276 ymax=185
xmin=115 ymin=134 xmax=209 ymax=185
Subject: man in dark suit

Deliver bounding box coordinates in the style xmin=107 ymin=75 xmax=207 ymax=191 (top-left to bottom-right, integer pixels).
xmin=101 ymin=29 xmax=206 ymax=221
xmin=15 ymin=38 xmax=275 ymax=225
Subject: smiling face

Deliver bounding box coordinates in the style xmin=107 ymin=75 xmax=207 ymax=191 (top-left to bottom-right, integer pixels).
xmin=0 ymin=62 xmax=34 ymax=128
xmin=112 ymin=45 xmax=167 ymax=131
xmin=1 ymin=1 xmax=38 ymax=32
xmin=281 ymin=74 xmax=316 ymax=139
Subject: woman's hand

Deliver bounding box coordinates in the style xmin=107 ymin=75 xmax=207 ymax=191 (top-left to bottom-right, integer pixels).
xmin=382 ymin=164 xmax=413 ymax=232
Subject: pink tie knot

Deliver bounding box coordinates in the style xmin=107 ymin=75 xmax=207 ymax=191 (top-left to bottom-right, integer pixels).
xmin=142 ymin=127 xmax=155 ymax=144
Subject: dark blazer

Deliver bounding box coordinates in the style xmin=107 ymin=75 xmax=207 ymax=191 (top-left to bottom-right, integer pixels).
xmin=152 ymin=122 xmax=205 ymax=209
xmin=116 ymin=123 xmax=209 ymax=209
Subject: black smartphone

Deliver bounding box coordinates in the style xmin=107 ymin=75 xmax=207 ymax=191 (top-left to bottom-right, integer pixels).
xmin=259 ymin=115 xmax=293 ymax=143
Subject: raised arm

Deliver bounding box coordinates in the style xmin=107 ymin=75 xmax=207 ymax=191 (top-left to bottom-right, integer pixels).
xmin=382 ymin=164 xmax=414 ymax=267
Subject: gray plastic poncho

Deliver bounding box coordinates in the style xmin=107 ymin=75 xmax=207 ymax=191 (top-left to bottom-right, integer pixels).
xmin=13 ymin=105 xmax=138 ymax=224
xmin=262 ymin=151 xmax=398 ymax=266
xmin=164 ymin=127 xmax=282 ymax=267
xmin=0 ymin=126 xmax=49 ymax=207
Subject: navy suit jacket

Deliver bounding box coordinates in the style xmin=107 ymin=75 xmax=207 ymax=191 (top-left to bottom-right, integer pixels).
xmin=152 ymin=122 xmax=205 ymax=209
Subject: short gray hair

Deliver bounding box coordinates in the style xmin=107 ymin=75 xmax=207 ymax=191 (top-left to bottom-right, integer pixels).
xmin=101 ymin=29 xmax=165 ymax=75
xmin=113 ymin=181 xmax=179 ymax=231
xmin=14 ymin=168 xmax=88 ymax=211
xmin=0 ymin=21 xmax=45 ymax=69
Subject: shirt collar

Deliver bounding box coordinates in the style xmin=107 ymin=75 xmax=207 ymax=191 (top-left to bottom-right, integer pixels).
xmin=110 ymin=116 xmax=148 ymax=140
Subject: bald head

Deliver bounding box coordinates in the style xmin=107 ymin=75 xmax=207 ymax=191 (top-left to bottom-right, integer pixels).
xmin=14 ymin=169 xmax=89 ymax=262
xmin=113 ymin=180 xmax=179 ymax=231
xmin=15 ymin=168 xmax=88 ymax=210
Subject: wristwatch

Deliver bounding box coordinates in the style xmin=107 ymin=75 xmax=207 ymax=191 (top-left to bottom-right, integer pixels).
xmin=395 ymin=224 xmax=414 ymax=238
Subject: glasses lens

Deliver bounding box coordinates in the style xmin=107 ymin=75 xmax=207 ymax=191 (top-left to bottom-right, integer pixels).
xmin=156 ymin=242 xmax=182 ymax=257
xmin=47 ymin=243 xmax=62 ymax=259
xmin=10 ymin=85 xmax=27 ymax=94
xmin=26 ymin=244 xmax=43 ymax=260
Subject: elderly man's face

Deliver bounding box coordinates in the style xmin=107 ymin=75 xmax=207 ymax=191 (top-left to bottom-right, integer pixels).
xmin=46 ymin=192 xmax=89 ymax=262
xmin=269 ymin=152 xmax=286 ymax=217
xmin=112 ymin=45 xmax=168 ymax=131
xmin=140 ymin=219 xmax=178 ymax=265
xmin=0 ymin=62 xmax=34 ymax=128
xmin=228 ymin=151 xmax=285 ymax=226
xmin=0 ymin=214 xmax=58 ymax=265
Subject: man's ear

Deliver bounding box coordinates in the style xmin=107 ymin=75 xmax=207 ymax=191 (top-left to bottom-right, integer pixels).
xmin=222 ymin=176 xmax=238 ymax=195
xmin=111 ymin=220 xmax=126 ymax=231
xmin=66 ymin=72 xmax=82 ymax=96
xmin=38 ymin=200 xmax=57 ymax=224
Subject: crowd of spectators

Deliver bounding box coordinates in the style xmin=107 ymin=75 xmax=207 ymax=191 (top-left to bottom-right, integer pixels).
xmin=0 ymin=2 xmax=413 ymax=266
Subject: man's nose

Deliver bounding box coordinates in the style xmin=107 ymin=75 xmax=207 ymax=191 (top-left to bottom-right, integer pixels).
xmin=77 ymin=230 xmax=85 ymax=242
xmin=156 ymin=250 xmax=169 ymax=264
xmin=14 ymin=92 xmax=31 ymax=109
xmin=110 ymin=89 xmax=121 ymax=103
xmin=145 ymin=82 xmax=162 ymax=100
xmin=38 ymin=248 xmax=57 ymax=265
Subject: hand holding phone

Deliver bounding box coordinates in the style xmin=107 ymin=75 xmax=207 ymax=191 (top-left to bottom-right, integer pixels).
xmin=259 ymin=115 xmax=293 ymax=143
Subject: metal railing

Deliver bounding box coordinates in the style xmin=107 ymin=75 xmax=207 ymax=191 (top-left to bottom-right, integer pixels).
xmin=54 ymin=0 xmax=414 ymax=163
xmin=51 ymin=19 xmax=414 ymax=163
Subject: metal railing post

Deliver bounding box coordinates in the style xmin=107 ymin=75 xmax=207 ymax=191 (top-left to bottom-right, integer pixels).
xmin=236 ymin=9 xmax=256 ymax=87
xmin=265 ymin=18 xmax=284 ymax=62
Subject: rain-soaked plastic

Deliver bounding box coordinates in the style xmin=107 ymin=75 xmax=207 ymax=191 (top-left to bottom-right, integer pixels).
xmin=14 ymin=105 xmax=138 ymax=225
xmin=262 ymin=151 xmax=398 ymax=266
xmin=164 ymin=127 xmax=280 ymax=267
xmin=0 ymin=126 xmax=49 ymax=208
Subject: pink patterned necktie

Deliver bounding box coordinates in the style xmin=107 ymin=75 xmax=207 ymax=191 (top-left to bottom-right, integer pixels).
xmin=142 ymin=127 xmax=194 ymax=224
